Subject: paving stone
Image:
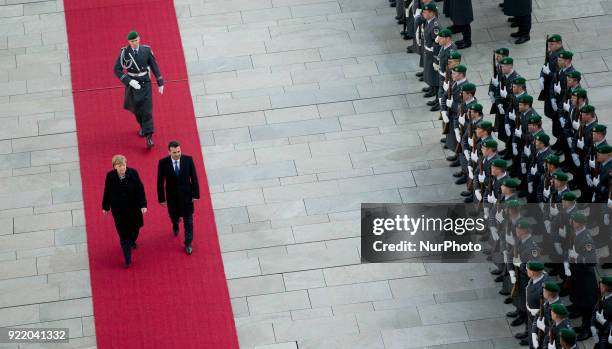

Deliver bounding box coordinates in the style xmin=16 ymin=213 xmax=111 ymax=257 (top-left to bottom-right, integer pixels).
xmin=0 ymin=304 xmax=39 ymax=327
xmin=381 ymin=322 xmax=470 ymax=348
xmin=274 ymin=315 xmax=359 ymax=342
xmin=248 ymin=200 xmax=307 ymax=222
xmin=418 ymin=299 xmax=512 ymax=326
xmin=36 ymin=250 xmax=88 ymax=274
xmin=252 ymin=49 xmax=320 ymax=68
xmin=324 ymin=262 xmax=426 ymax=286
xmin=298 ymin=332 xmax=385 ymax=349
xmin=294 ymin=153 xmax=353 ymax=175
xmin=224 ymin=257 xmax=262 ymax=279
xmin=255 ymin=143 xmax=311 ymax=163
xmin=205 ymin=149 xmax=257 ymax=169
xmin=228 ymin=274 xmax=286 ymax=298
xmin=317 ymin=101 xmax=355 ymax=118
xmin=464 ymin=317 xmax=513 ymax=341
xmin=332 ymin=302 xmax=373 ymax=315
xmin=255 ymin=343 xmax=299 ymax=349
xmin=308 ymin=137 xmax=366 ymax=156
xmin=14 ymin=211 xmax=72 ymax=233
xmin=220 ymin=227 xmax=295 ymax=252
xmin=308 ymin=281 xmax=392 ymax=307
xmin=303 ymin=189 xmax=402 ymax=215
xmin=251 ymin=118 xmax=341 ymax=141
xmin=0 ymin=230 xmax=54 ymax=253
xmin=38 ymin=298 xmax=93 ymax=322
xmin=212 ymin=188 xmax=265 ymax=210
xmin=263 ymin=181 xmax=340 ymax=203
xmin=198 ymin=111 xmax=267 ymax=131
xmin=260 ymin=247 xmax=359 ymax=274
xmin=0 ymin=283 xmax=59 ymax=308
xmin=236 ymin=322 xmax=277 ymax=347
xmin=248 ymin=290 xmax=311 ymax=314
xmin=264 ymin=105 xmax=320 ymax=124
xmin=207 ymin=160 xmax=297 ymax=185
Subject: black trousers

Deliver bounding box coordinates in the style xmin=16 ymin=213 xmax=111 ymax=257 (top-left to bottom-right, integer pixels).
xmin=120 ymin=237 xmax=137 ymax=264
xmin=134 ymin=110 xmax=154 ymax=135
xmin=454 ymin=24 xmax=472 ymax=43
xmin=172 ymin=214 xmax=194 ymax=246
xmin=515 ymin=15 xmax=531 ymax=36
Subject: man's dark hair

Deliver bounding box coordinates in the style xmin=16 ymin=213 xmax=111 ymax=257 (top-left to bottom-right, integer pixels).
xmin=168 ymin=140 xmax=180 ymax=149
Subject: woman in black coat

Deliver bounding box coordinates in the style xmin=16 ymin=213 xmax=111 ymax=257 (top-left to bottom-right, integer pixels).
xmin=102 ymin=155 xmax=147 ymax=268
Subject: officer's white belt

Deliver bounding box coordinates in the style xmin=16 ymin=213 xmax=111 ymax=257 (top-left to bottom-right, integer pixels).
xmin=425 ymin=46 xmax=434 ymax=52
xmin=128 ymin=71 xmax=148 ymax=77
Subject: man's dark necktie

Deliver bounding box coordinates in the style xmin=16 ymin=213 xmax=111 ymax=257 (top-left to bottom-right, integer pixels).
xmin=174 ymin=161 xmax=179 ymax=176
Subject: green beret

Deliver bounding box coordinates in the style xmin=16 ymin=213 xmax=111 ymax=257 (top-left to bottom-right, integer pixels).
xmin=518 ymin=95 xmax=533 ymax=105
xmin=483 ymin=139 xmax=498 ymax=149
xmin=527 ymin=261 xmax=544 ymax=271
xmin=438 ymin=28 xmax=452 ymax=37
xmin=558 ymin=50 xmax=573 ymax=60
xmin=559 ymin=328 xmax=576 ymax=341
xmin=528 ymin=114 xmax=542 ymax=124
xmin=593 ymin=124 xmax=607 ymax=133
xmin=127 ymin=31 xmax=139 ymax=40
xmin=477 ymin=120 xmax=493 ymax=131
xmin=491 ymin=158 xmax=507 ymax=168
xmin=449 ymin=51 xmax=462 ymax=60
xmin=580 ymin=104 xmax=595 ymax=114
xmin=469 ymin=103 xmax=483 ymax=113
xmin=571 ymin=88 xmax=587 ymax=98
xmin=552 ymin=171 xmax=569 ymax=181
xmin=543 ymin=282 xmax=560 ymax=293
xmin=495 ymin=47 xmax=510 ymax=56
xmin=570 ymin=212 xmax=587 ymax=224
xmin=500 ymin=57 xmax=514 ymax=65
xmin=552 ymin=304 xmax=569 ymax=316
xmin=601 ymin=276 xmax=612 ymax=286
xmin=535 ymin=133 xmax=550 ymax=146
xmin=513 ymin=77 xmax=527 ymax=86
xmin=422 ymin=3 xmax=438 ymax=11
xmin=566 ymin=70 xmax=581 ymax=80
xmin=517 ymin=218 xmax=530 ymax=229
xmin=462 ymin=83 xmax=476 ymax=92
xmin=452 ymin=65 xmax=467 ymax=73
xmin=502 ymin=178 xmax=519 ymax=188
xmin=545 ymin=154 xmax=560 ymax=166
xmin=506 ymin=199 xmax=521 ymax=208
xmin=561 ymin=191 xmax=576 ymax=201
xmin=547 ymin=34 xmax=562 ymax=43
xmin=598 ymin=144 xmax=612 ymax=154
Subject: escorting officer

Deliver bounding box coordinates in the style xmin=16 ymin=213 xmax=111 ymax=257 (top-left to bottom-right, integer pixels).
xmin=430 ymin=28 xmax=455 ymax=112
xmin=591 ymin=276 xmax=612 ymax=348
xmin=445 ymin=0 xmax=473 ymax=49
xmin=421 ymin=3 xmax=442 ymax=104
xmin=540 ymin=35 xmax=564 ymax=126
xmin=114 ymin=31 xmax=164 ymax=148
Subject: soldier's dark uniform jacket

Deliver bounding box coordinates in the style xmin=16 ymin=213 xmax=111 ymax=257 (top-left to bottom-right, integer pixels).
xmin=591 ymin=293 xmax=612 ymax=347
xmin=437 ymin=43 xmax=456 ymax=101
xmin=531 ymin=297 xmax=563 ymax=346
xmin=515 ymin=235 xmax=541 ymax=312
xmin=594 ymin=160 xmax=612 ymax=203
xmin=543 ymin=318 xmax=572 ymax=348
xmin=473 ymin=138 xmax=496 ymax=192
xmin=568 ymin=228 xmax=598 ymax=314
xmin=442 ymin=78 xmax=468 ymax=151
xmin=423 ymin=16 xmax=441 ymax=88
xmin=526 ymin=274 xmax=550 ymax=347
xmin=542 ymin=45 xmax=564 ymax=119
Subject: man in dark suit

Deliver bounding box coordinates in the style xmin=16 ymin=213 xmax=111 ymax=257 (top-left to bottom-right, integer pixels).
xmin=157 ymin=141 xmax=200 ymax=255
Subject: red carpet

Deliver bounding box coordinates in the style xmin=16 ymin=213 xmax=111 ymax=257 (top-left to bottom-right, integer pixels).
xmin=64 ymin=1 xmax=239 ymax=348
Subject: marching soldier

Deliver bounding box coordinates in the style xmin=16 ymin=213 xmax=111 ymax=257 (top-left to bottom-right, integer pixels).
xmin=489 ymin=47 xmax=510 ymax=143
xmin=430 ymin=28 xmax=455 ymax=112
xmin=443 ymin=64 xmax=469 ymax=167
xmin=523 ymin=113 xmax=546 ymax=201
xmin=591 ymin=276 xmax=612 ymax=348
xmin=113 ymin=31 xmax=164 ymax=148
xmin=540 ymin=34 xmax=565 ymax=132
xmin=541 ymin=155 xmax=561 ymax=207
xmin=421 ymin=3 xmax=442 ymax=105
xmin=522 ymin=261 xmax=550 ymax=347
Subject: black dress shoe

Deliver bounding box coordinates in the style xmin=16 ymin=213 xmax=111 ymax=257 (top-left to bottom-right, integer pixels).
xmin=519 ymin=339 xmax=529 ymax=346
xmin=456 ymin=41 xmax=472 ymax=50
xmin=511 ymin=317 xmax=525 ymax=326
xmin=131 ymin=242 xmax=137 ymax=249
xmin=418 ymin=76 xmax=424 ymax=81
xmin=416 ymin=71 xmax=424 ymax=77
xmin=440 ymin=137 xmax=446 ymax=143
xmin=407 ymin=46 xmax=415 ymax=53
xmin=510 ymin=32 xmax=521 ymax=38
xmin=124 ymin=261 xmax=131 ymax=269
xmin=494 ymin=275 xmax=504 ymax=282
xmin=405 ymin=34 xmax=414 ymax=40
xmin=424 ymin=90 xmax=436 ymax=98
xmin=390 ymin=2 xmax=396 ymax=7
xmin=447 ymin=155 xmax=457 ymax=161
xmin=185 ymin=245 xmax=193 ymax=255
xmin=422 ymin=86 xmax=432 ymax=93
xmin=453 ymin=171 xmax=463 ymax=178
xmin=515 ymin=36 xmax=530 ymax=45
xmin=602 ymin=263 xmax=612 ymax=269
xmin=455 ymin=176 xmax=467 ymax=185
xmin=427 ymin=99 xmax=438 ymax=106
xmin=430 ymin=104 xmax=440 ymax=112
xmin=400 ymin=29 xmax=407 ymax=35
xmin=461 ymin=190 xmax=471 ymax=197
xmin=499 ymin=289 xmax=510 ymax=296
xmin=397 ymin=19 xmax=405 ymax=25
xmin=449 ymin=159 xmax=460 ymax=167
xmin=508 ymin=17 xmax=516 ymax=22
xmin=515 ymin=332 xmax=528 ymax=340
xmin=146 ymin=135 xmax=154 ymax=148
xmin=506 ymin=311 xmax=518 ymax=318
xmin=511 ymin=22 xmax=518 ymax=28
xmin=395 ymin=15 xmax=402 ymax=20
xmin=577 ymin=331 xmax=592 ymax=341
xmin=172 ymin=224 xmax=179 ymax=237
xmin=463 ymin=196 xmax=474 ymax=203
xmin=504 ymin=296 xmax=513 ymax=303
xmin=490 ymin=269 xmax=502 ymax=275
xmin=138 ymin=128 xmax=144 ymax=137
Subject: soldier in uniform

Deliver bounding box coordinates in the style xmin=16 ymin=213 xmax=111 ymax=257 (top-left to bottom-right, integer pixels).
xmin=549 ymin=50 xmax=576 ymax=157
xmin=593 ymin=144 xmax=612 ymax=269
xmin=489 ymin=47 xmax=510 ymax=143
xmin=573 ymin=105 xmax=598 ymax=198
xmin=527 ymin=133 xmax=553 ymax=204
xmin=506 ymin=79 xmax=528 ymax=182
xmin=443 ymin=64 xmax=469 ymax=167
xmin=462 ymin=104 xmax=486 ymax=203
xmin=540 ymin=34 xmax=564 ymax=133
xmin=591 ymin=276 xmax=612 ymax=348
xmin=548 ymin=191 xmax=578 ymax=285
xmin=445 ymin=0 xmax=473 ymax=49
xmin=499 ymin=197 xmax=521 ymax=299
xmin=559 ymin=77 xmax=585 ymax=160
xmin=440 ymin=50 xmax=462 ymax=145
xmin=430 ymin=28 xmax=455 ymax=112
xmin=544 ymin=303 xmax=573 ymax=348
xmin=503 ymin=0 xmax=532 ymax=44
xmin=532 ymin=283 xmax=563 ymax=348
xmin=421 ymin=3 xmax=442 ymax=104
xmin=456 ymin=83 xmax=478 ymax=186
xmin=495 ymin=57 xmax=520 ymax=160
xmin=113 ymin=31 xmax=164 ymax=148
xmin=585 ymin=124 xmax=607 ymax=203
xmin=559 ymin=328 xmax=578 ymax=349
xmin=521 ymin=261 xmax=550 ymax=346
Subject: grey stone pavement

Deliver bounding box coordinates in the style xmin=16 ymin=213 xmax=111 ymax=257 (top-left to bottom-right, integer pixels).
xmin=1 ymin=0 xmax=612 ymax=348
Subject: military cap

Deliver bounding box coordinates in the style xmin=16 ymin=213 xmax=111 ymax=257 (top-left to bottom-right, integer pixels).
xmin=469 ymin=103 xmax=483 ymax=113
xmin=483 ymin=139 xmax=498 ymax=149
xmin=462 ymin=82 xmax=476 ymax=92
xmin=506 ymin=199 xmax=521 ymax=208
xmin=449 ymin=51 xmax=462 ymax=60
xmin=500 ymin=57 xmax=514 ymax=65
xmin=580 ymin=104 xmax=595 ymax=114
xmin=558 ymin=50 xmax=573 ymax=60
xmin=552 ymin=304 xmax=569 ymax=316
xmin=452 ymin=65 xmax=467 ymax=73
xmin=559 ymin=328 xmax=576 ymax=341
xmin=562 ymin=191 xmax=576 ymax=201
xmin=543 ymin=282 xmax=560 ymax=293
xmin=422 ymin=3 xmax=438 ymax=11
xmin=477 ymin=120 xmax=493 ymax=131
xmin=437 ymin=28 xmax=452 ymax=38
xmin=527 ymin=261 xmax=544 ymax=271
xmin=598 ymin=143 xmax=612 ymax=154
xmin=545 ymin=154 xmax=560 ymax=166
xmin=518 ymin=95 xmax=533 ymax=105
xmin=491 ymin=158 xmax=507 ymax=168
xmin=502 ymin=178 xmax=519 ymax=188
xmin=517 ymin=218 xmax=530 ymax=229
xmin=513 ymin=76 xmax=527 ymax=86
xmin=528 ymin=114 xmax=542 ymax=124
xmin=566 ymin=70 xmax=581 ymax=80
xmin=127 ymin=31 xmax=139 ymax=40
xmin=552 ymin=171 xmax=569 ymax=181
xmin=535 ymin=133 xmax=550 ymax=146
xmin=593 ymin=124 xmax=607 ymax=133
xmin=570 ymin=212 xmax=587 ymax=224
xmin=572 ymin=88 xmax=587 ymax=98
xmin=601 ymin=276 xmax=612 ymax=286
xmin=495 ymin=47 xmax=510 ymax=56
xmin=547 ymin=34 xmax=562 ymax=43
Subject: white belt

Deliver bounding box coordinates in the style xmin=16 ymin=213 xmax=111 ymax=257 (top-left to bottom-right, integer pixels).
xmin=128 ymin=71 xmax=148 ymax=77
xmin=425 ymin=46 xmax=433 ymax=52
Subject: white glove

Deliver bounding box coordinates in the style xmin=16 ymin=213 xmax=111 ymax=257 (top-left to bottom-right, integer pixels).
xmin=513 ymin=143 xmax=519 ymax=156
xmin=608 ymin=198 xmax=612 ymax=209
xmin=503 ymin=250 xmax=509 ymax=264
xmin=528 ymin=182 xmax=533 ymax=193
xmin=568 ymin=246 xmax=578 ymax=260
xmin=500 ymin=86 xmax=508 ymax=98
xmin=441 ymin=111 xmax=449 ymax=123
xmin=521 ymin=162 xmax=526 ymax=174
xmin=539 ymin=77 xmax=545 ymax=91
xmin=550 ymin=206 xmax=559 ymax=216
xmin=478 ymin=172 xmax=485 ymax=183
xmin=471 ymin=151 xmax=478 ymax=162
xmin=459 ymin=114 xmax=465 ymax=126
xmin=523 ymin=145 xmax=531 ymax=157
xmin=505 ymin=124 xmax=511 ymax=137
xmin=415 ymin=8 xmax=422 ymax=17
xmin=468 ymin=137 xmax=474 ymax=147
xmin=509 ymin=270 xmax=517 ymax=284
xmin=509 ymin=110 xmax=516 ymax=121
xmin=560 ymin=117 xmax=566 ymax=128
xmin=544 ymin=220 xmax=551 ymax=234
xmin=463 ymin=149 xmax=470 ymax=161
xmin=554 ymin=82 xmax=561 ymax=94
xmin=129 ymin=79 xmax=141 ymax=90
xmin=489 ymin=91 xmax=495 ymax=103
xmin=433 ymin=63 xmax=439 ymax=71
xmin=512 ymin=256 xmax=521 ymax=267
xmin=496 ymin=210 xmax=504 ymax=224
xmin=608 ymin=332 xmax=612 ymax=344
xmin=563 ymin=99 xmax=570 ymax=112
xmin=530 ymin=165 xmax=537 ymax=176
xmin=455 ymin=128 xmax=461 ymax=142
xmin=492 ymin=76 xmax=499 ymax=87
xmin=559 ymin=226 xmax=566 ymax=238
xmin=491 ymin=226 xmax=499 ymax=241
xmin=551 ymin=99 xmax=558 ymax=111
xmin=594 ymin=175 xmax=601 ymax=187
xmin=446 ymin=97 xmax=453 ymax=108
xmin=542 ymin=63 xmax=551 ymax=75
xmin=443 ymin=81 xmax=449 ymax=92
xmin=468 ymin=166 xmax=474 ymax=179
xmin=158 ymin=85 xmax=164 ymax=94
xmin=543 ymin=186 xmax=550 ymax=198
xmin=587 ymin=175 xmax=594 ymax=187
xmin=475 ymin=189 xmax=482 ymax=201
xmin=572 ymin=120 xmax=580 ymax=131
xmin=514 ymin=127 xmax=522 ymax=138
xmin=498 ymin=104 xmax=505 ymax=114
xmin=506 ymin=233 xmax=515 ymax=246
xmin=605 ymin=214 xmax=610 ymax=225
xmin=548 ymin=342 xmax=555 ymax=349
xmin=591 ymin=326 xmax=598 ymax=339
xmin=484 ymin=206 xmax=490 ymax=219
xmin=564 ymin=261 xmax=571 ymax=277
xmin=487 ymin=194 xmax=496 ymax=204
xmin=596 ymin=310 xmax=606 ymax=325
xmin=572 ymin=153 xmax=580 ymax=167
xmin=554 ymin=242 xmax=563 ymax=255
xmin=528 ymin=307 xmax=539 ymax=316
xmin=590 ymin=157 xmax=596 ymax=169
xmin=537 ymin=316 xmax=546 ymax=331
